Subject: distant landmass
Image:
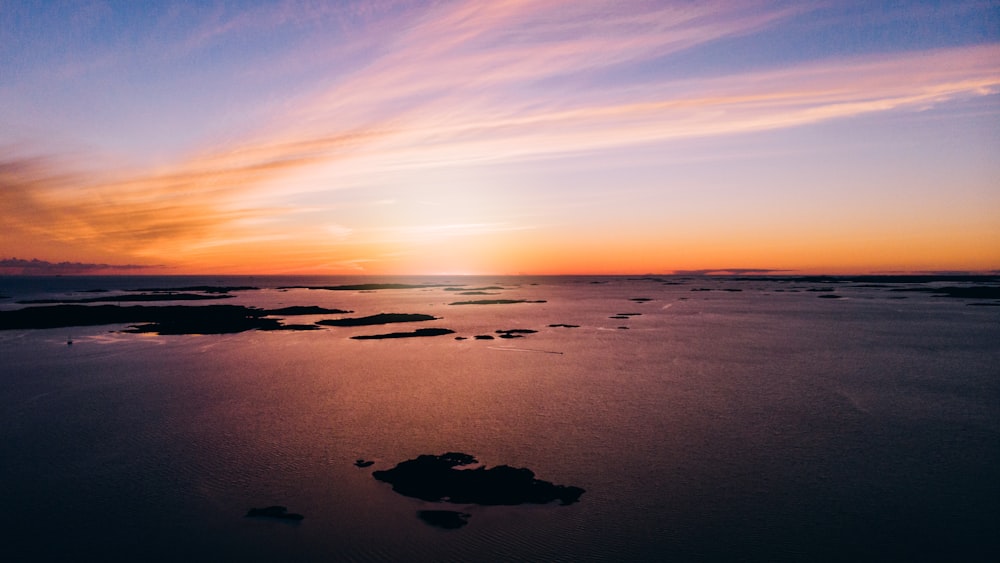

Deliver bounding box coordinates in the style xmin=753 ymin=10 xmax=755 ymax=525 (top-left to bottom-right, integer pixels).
xmin=0 ymin=257 xmax=157 ymax=275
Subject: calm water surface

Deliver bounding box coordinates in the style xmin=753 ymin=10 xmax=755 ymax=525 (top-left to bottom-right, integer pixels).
xmin=1 ymin=276 xmax=997 ymax=561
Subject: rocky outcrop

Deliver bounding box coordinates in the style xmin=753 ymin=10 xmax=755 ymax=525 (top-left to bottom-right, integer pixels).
xmin=245 ymin=506 xmax=304 ymax=521
xmin=372 ymin=452 xmax=584 ymax=506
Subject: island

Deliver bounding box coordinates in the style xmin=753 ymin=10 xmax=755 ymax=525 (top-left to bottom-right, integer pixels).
xmin=0 ymin=304 xmax=355 ymax=334
xmin=316 ymin=313 xmax=437 ymax=327
xmin=417 ymin=510 xmax=471 ymax=529
xmin=18 ymin=292 xmax=231 ymax=304
xmin=266 ymin=306 xmax=353 ymax=315
xmin=351 ymin=328 xmax=455 ymax=339
xmin=245 ymin=506 xmax=304 ymax=521
xmin=889 ymin=286 xmax=1000 ymax=299
xmin=372 ymin=452 xmax=585 ymax=506
xmin=448 ymin=299 xmax=547 ymax=305
xmin=131 ymin=285 xmax=259 ymax=293
xmin=496 ymin=329 xmax=537 ymax=339
xmin=278 ymin=283 xmax=453 ymax=291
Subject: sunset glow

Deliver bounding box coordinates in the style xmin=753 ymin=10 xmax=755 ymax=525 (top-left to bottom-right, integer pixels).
xmin=2 ymin=1 xmax=998 ymax=275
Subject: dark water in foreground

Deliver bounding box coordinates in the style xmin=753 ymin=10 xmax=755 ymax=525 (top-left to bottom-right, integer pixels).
xmin=1 ymin=275 xmax=998 ymax=562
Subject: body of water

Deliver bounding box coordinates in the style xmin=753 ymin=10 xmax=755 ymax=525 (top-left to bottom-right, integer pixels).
xmin=1 ymin=275 xmax=997 ymax=561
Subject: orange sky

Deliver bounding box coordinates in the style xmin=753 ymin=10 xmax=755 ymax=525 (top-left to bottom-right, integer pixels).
xmin=2 ymin=1 xmax=998 ymax=275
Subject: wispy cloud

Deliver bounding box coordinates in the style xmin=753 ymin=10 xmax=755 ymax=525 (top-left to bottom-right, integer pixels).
xmin=350 ymin=45 xmax=1000 ymax=169
xmin=0 ymin=126 xmax=384 ymax=261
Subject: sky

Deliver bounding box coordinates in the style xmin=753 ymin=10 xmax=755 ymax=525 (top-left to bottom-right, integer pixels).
xmin=1 ymin=0 xmax=998 ymax=275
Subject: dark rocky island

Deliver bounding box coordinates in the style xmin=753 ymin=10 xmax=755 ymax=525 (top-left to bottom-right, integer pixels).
xmin=496 ymin=328 xmax=537 ymax=339
xmin=266 ymin=306 xmax=353 ymax=315
xmin=18 ymin=292 xmax=231 ymax=304
xmin=351 ymin=328 xmax=455 ymax=339
xmin=0 ymin=304 xmax=351 ymax=334
xmin=316 ymin=313 xmax=438 ymax=327
xmin=245 ymin=506 xmax=304 ymax=521
xmin=417 ymin=510 xmax=471 ymax=529
xmin=279 ymin=283 xmax=453 ymax=291
xmin=372 ymin=452 xmax=585 ymax=506
xmin=355 ymin=459 xmax=375 ymax=468
xmin=0 ymin=304 xmax=273 ymax=333
xmin=448 ymin=299 xmax=546 ymax=305
xmin=132 ymin=285 xmax=259 ymax=293
xmin=889 ymin=286 xmax=1000 ymax=299
xmin=548 ymin=323 xmax=580 ymax=328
